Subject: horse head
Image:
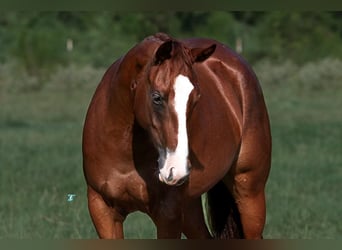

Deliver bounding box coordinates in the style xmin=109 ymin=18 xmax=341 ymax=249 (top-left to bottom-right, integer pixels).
xmin=134 ymin=37 xmax=216 ymax=186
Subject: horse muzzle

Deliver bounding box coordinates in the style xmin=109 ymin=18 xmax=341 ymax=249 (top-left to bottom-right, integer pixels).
xmin=158 ymin=168 xmax=189 ymax=186
xmin=157 ymin=149 xmax=190 ymax=186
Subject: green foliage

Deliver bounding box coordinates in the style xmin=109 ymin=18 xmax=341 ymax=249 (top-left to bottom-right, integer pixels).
xmin=191 ymin=12 xmax=237 ymax=43
xmin=66 ymin=13 xmax=133 ymax=67
xmin=118 ymin=12 xmax=182 ymax=41
xmin=1 ymin=11 xmax=341 ymax=74
xmin=10 ymin=13 xmax=68 ymax=78
xmin=254 ymin=57 xmax=342 ymax=93
xmin=253 ymin=12 xmax=342 ymax=63
xmin=0 ymin=60 xmax=45 ymax=92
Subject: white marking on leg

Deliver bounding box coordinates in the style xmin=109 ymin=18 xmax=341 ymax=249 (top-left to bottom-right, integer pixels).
xmin=159 ymin=74 xmax=194 ymax=185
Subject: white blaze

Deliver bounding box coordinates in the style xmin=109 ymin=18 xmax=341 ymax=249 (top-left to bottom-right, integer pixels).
xmin=159 ymin=74 xmax=194 ymax=185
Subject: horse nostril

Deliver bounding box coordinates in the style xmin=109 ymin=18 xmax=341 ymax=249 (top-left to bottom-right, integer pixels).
xmin=175 ymin=175 xmax=188 ymax=186
xmin=166 ymin=167 xmax=174 ymax=181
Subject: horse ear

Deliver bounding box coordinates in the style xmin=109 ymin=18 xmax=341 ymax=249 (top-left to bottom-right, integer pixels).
xmin=154 ymin=40 xmax=173 ymax=65
xmin=191 ymin=44 xmax=216 ymax=63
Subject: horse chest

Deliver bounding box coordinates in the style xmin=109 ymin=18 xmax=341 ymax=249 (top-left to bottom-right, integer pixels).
xmin=101 ymin=173 xmax=150 ymax=213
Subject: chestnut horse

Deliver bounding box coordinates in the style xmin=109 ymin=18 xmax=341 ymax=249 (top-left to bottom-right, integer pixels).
xmin=82 ymin=33 xmax=271 ymax=239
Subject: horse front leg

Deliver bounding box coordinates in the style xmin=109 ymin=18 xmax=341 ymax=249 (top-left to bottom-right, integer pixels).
xmin=153 ymin=205 xmax=183 ymax=239
xmin=87 ymin=185 xmax=125 ymax=239
xmin=182 ymin=197 xmax=212 ymax=239
xmin=151 ymin=190 xmax=184 ymax=239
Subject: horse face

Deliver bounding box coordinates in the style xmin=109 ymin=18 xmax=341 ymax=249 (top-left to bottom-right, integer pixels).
xmin=143 ymin=40 xmax=216 ymax=186
xmin=151 ymin=73 xmax=194 ymax=186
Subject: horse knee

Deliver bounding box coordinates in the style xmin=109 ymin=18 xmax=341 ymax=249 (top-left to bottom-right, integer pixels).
xmin=232 ymin=172 xmax=266 ymax=199
xmin=87 ymin=186 xmax=126 ymax=238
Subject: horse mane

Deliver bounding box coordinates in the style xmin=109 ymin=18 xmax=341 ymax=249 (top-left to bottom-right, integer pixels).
xmin=145 ymin=33 xmax=191 ymax=61
xmin=145 ymin=32 xmax=173 ymax=43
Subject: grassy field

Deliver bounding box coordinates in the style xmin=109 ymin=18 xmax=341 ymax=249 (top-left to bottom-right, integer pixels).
xmin=0 ymin=59 xmax=341 ymax=239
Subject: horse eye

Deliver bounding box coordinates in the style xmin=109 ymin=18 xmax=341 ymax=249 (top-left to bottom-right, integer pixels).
xmin=151 ymin=92 xmax=164 ymax=106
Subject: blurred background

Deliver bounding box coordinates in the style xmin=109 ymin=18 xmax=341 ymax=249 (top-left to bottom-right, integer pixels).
xmin=0 ymin=11 xmax=341 ymax=238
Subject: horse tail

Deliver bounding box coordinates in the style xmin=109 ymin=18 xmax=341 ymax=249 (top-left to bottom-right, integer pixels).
xmin=206 ymin=181 xmax=244 ymax=239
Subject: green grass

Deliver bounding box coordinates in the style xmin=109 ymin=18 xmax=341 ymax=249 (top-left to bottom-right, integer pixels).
xmin=258 ymin=59 xmax=342 ymax=238
xmin=0 ymin=59 xmax=341 ymax=239
xmin=262 ymin=92 xmax=342 ymax=238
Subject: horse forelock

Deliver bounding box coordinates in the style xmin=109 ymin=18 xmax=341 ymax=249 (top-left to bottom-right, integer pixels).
xmin=173 ymin=42 xmax=193 ymax=67
xmin=150 ymin=41 xmax=195 ymax=85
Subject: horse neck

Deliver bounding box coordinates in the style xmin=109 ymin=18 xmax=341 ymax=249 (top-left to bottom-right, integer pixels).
xmin=108 ymin=40 xmax=159 ymax=123
xmin=93 ymin=64 xmax=135 ymax=170
xmin=108 ymin=71 xmax=135 ymax=127
xmin=107 ymin=39 xmax=162 ymax=134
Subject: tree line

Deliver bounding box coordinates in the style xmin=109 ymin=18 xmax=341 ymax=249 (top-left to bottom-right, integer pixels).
xmin=0 ymin=11 xmax=341 ymax=76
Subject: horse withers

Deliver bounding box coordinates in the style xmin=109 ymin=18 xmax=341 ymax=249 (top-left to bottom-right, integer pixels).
xmin=82 ymin=33 xmax=271 ymax=239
